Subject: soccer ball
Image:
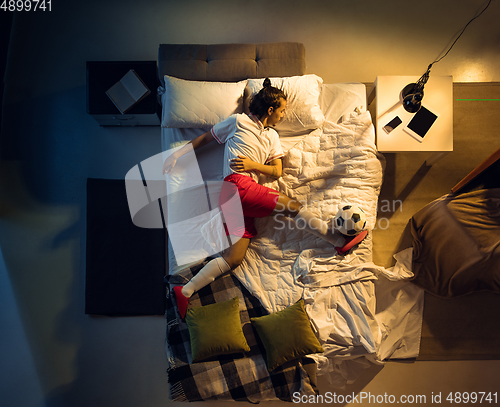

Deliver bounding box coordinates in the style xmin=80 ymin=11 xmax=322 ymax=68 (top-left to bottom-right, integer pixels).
xmin=333 ymin=205 xmax=367 ymax=236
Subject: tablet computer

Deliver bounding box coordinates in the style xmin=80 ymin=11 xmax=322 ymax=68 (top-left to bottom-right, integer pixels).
xmin=403 ymin=106 xmax=438 ymax=142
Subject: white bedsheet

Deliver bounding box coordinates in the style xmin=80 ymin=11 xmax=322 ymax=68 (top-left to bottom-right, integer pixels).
xmin=161 ymin=83 xmax=424 ymax=387
xmin=298 ymin=248 xmax=423 ymax=387
xmin=234 ymin=107 xmax=382 ymax=311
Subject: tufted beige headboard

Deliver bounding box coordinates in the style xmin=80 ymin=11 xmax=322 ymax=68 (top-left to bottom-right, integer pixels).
xmin=158 ymin=42 xmax=306 ymax=84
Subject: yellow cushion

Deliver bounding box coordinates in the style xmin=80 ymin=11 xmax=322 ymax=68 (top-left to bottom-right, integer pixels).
xmin=186 ymin=297 xmax=250 ymax=362
xmin=251 ymin=299 xmax=324 ymax=371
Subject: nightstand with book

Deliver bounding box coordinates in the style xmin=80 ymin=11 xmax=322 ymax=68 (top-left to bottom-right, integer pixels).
xmin=86 ymin=61 xmax=161 ymax=126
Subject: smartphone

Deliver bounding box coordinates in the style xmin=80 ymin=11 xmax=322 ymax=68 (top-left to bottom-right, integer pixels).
xmin=403 ymin=106 xmax=438 ymax=142
xmin=383 ymin=116 xmax=402 ymax=134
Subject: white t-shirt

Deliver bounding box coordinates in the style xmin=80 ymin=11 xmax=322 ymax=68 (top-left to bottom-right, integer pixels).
xmin=211 ymin=113 xmax=284 ymax=182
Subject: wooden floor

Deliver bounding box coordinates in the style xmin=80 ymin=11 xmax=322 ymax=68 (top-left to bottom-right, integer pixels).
xmin=371 ymin=82 xmax=500 ymax=267
xmin=370 ymin=82 xmax=500 ymax=361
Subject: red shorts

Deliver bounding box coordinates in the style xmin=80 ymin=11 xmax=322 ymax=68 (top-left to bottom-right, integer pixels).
xmin=219 ymin=173 xmax=280 ymax=239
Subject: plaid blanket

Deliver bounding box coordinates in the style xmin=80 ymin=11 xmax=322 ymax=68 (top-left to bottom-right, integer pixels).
xmin=166 ymin=258 xmax=318 ymax=402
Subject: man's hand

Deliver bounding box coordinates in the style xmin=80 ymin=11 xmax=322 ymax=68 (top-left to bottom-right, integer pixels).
xmin=163 ymin=153 xmax=179 ymax=174
xmin=230 ymin=156 xmax=256 ymax=173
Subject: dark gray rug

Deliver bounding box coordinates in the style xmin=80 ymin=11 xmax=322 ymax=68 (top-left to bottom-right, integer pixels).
xmin=85 ymin=178 xmax=166 ymax=316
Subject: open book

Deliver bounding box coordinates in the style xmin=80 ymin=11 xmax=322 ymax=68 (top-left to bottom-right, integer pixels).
xmin=106 ymin=69 xmax=151 ymax=114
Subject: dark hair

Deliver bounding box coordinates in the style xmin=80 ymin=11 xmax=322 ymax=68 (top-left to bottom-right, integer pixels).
xmin=249 ymin=78 xmax=286 ymax=118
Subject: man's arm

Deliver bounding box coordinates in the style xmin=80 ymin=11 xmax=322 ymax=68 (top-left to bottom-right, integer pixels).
xmin=163 ymin=130 xmax=215 ymax=173
xmin=262 ymin=158 xmax=283 ymax=179
xmin=183 ymin=130 xmax=215 ymax=152
xmin=230 ymin=156 xmax=282 ymax=179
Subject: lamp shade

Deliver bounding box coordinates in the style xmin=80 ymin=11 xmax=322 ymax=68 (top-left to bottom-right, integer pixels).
xmin=402 ymin=83 xmax=423 ymax=113
xmin=401 ymin=64 xmax=432 ymax=113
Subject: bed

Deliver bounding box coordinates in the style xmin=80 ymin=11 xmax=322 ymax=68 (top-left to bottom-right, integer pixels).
xmin=156 ymin=43 xmax=424 ymax=402
xmin=410 ymin=148 xmax=500 ymax=298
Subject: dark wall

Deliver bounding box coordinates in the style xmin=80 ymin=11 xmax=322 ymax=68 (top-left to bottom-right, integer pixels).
xmin=0 ymin=12 xmax=13 ymax=146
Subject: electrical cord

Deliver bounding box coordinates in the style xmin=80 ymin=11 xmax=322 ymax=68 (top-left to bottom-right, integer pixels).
xmin=432 ymin=0 xmax=493 ymax=67
xmin=404 ymin=0 xmax=493 ymax=111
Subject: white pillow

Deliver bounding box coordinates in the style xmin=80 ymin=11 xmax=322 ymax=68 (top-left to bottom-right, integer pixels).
xmin=161 ymin=76 xmax=247 ymax=128
xmin=245 ymin=75 xmax=325 ymax=136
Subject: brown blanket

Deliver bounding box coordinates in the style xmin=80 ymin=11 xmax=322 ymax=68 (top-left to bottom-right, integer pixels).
xmin=410 ymin=188 xmax=500 ymax=297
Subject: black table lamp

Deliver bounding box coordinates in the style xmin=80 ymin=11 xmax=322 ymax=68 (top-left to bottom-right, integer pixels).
xmin=401 ymin=64 xmax=432 ymax=113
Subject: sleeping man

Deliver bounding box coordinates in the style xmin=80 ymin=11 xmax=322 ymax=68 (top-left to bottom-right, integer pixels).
xmin=163 ymin=78 xmax=342 ymax=319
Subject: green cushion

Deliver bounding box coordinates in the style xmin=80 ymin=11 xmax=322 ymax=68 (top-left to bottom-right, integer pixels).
xmin=186 ymin=297 xmax=250 ymax=362
xmin=251 ymin=299 xmax=324 ymax=371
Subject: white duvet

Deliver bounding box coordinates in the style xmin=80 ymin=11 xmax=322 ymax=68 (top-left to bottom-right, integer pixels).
xmin=234 ymin=109 xmax=381 ymax=311
xmin=230 ymin=109 xmax=423 ymax=387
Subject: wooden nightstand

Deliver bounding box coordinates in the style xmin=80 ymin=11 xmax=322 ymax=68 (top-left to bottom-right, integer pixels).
xmin=86 ymin=61 xmax=161 ymax=126
xmin=368 ymin=76 xmax=453 ymax=165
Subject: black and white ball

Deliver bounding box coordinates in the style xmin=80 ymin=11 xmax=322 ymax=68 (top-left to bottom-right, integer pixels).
xmin=333 ymin=205 xmax=367 ymax=236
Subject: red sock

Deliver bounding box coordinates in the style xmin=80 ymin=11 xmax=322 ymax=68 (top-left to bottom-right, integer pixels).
xmin=173 ymin=286 xmax=190 ymax=320
xmin=336 ymin=230 xmax=368 ymax=255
